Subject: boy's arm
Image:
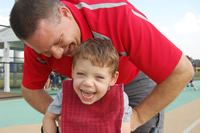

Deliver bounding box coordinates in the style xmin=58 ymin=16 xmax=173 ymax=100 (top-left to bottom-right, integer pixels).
xmin=43 ymin=111 xmax=60 ymax=133
xmin=122 ymin=92 xmax=132 ymax=133
xmin=122 ymin=122 xmax=130 ymax=133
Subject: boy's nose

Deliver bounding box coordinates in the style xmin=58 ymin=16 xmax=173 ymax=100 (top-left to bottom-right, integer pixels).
xmin=83 ymin=78 xmax=94 ymax=87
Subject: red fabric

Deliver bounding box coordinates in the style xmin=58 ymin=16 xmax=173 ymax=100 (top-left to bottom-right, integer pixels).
xmin=22 ymin=0 xmax=182 ymax=89
xmin=69 ymin=0 xmax=182 ymax=83
xmin=61 ymin=80 xmax=124 ymax=133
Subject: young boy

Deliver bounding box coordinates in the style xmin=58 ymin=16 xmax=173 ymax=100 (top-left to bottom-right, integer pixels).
xmin=43 ymin=38 xmax=132 ymax=133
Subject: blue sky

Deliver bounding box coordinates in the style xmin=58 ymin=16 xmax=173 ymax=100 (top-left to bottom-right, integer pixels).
xmin=128 ymin=0 xmax=200 ymax=59
xmin=0 ymin=0 xmax=200 ymax=59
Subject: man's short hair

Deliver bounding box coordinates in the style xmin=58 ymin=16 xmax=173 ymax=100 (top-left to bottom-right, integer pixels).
xmin=10 ymin=0 xmax=63 ymax=39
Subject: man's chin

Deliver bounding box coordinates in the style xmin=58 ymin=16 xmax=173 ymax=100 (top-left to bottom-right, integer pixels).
xmin=64 ymin=52 xmax=74 ymax=57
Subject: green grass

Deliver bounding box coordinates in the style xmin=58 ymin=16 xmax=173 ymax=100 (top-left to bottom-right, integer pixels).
xmin=0 ymin=73 xmax=23 ymax=88
xmin=0 ymin=79 xmax=22 ymax=88
xmin=194 ymin=71 xmax=200 ymax=80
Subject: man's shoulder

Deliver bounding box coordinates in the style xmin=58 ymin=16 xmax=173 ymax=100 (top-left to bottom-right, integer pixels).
xmin=61 ymin=0 xmax=127 ymax=4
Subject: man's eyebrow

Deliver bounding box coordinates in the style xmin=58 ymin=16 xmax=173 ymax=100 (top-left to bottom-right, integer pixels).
xmin=40 ymin=33 xmax=64 ymax=53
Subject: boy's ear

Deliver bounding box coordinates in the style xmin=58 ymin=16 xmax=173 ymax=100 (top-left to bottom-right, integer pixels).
xmin=109 ymin=71 xmax=119 ymax=86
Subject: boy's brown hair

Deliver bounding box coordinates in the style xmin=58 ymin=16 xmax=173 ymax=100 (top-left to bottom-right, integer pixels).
xmin=73 ymin=38 xmax=119 ymax=76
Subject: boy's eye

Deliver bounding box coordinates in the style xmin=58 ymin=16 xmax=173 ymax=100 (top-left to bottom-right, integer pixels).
xmin=77 ymin=72 xmax=84 ymax=75
xmin=96 ymin=76 xmax=104 ymax=79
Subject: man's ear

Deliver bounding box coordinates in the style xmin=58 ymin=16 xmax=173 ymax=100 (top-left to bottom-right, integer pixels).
xmin=109 ymin=71 xmax=119 ymax=86
xmin=58 ymin=6 xmax=72 ymax=18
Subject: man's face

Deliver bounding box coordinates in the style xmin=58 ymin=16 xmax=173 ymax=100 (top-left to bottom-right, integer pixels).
xmin=23 ymin=7 xmax=81 ymax=59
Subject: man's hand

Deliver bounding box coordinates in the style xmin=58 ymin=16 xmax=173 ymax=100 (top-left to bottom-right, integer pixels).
xmin=130 ymin=108 xmax=142 ymax=131
xmin=130 ymin=54 xmax=194 ymax=131
xmin=21 ymin=85 xmax=53 ymax=114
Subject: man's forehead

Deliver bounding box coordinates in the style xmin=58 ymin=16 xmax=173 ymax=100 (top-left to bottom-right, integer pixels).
xmin=24 ymin=22 xmax=54 ymax=44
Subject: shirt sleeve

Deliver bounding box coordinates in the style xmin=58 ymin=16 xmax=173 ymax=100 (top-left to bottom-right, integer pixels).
xmin=48 ymin=90 xmax=63 ymax=114
xmin=118 ymin=3 xmax=182 ymax=84
xmin=122 ymin=92 xmax=132 ymax=122
xmin=22 ymin=46 xmax=51 ymax=89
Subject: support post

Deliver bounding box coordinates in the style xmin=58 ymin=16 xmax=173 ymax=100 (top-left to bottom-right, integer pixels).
xmin=4 ymin=42 xmax=10 ymax=92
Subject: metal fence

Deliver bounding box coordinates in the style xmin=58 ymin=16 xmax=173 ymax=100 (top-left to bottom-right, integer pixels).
xmin=0 ymin=62 xmax=23 ymax=89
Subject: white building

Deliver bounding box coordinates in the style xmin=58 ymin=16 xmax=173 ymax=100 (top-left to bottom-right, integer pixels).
xmin=0 ymin=27 xmax=25 ymax=92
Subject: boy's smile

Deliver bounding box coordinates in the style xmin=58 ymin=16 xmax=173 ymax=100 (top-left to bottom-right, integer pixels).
xmin=80 ymin=89 xmax=96 ymax=101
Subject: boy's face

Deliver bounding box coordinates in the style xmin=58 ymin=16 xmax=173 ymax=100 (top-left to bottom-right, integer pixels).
xmin=72 ymin=58 xmax=118 ymax=105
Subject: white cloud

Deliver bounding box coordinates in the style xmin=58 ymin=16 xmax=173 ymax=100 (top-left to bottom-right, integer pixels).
xmin=0 ymin=8 xmax=11 ymax=14
xmin=170 ymin=12 xmax=200 ymax=59
xmin=172 ymin=12 xmax=200 ymax=34
xmin=153 ymin=23 xmax=169 ymax=35
xmin=154 ymin=12 xmax=200 ymax=59
xmin=170 ymin=35 xmax=200 ymax=59
xmin=0 ymin=15 xmax=10 ymax=29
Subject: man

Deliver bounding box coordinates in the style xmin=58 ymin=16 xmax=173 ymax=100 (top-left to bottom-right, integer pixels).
xmin=10 ymin=0 xmax=193 ymax=132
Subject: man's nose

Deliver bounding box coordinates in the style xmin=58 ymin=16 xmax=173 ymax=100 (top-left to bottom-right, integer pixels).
xmin=51 ymin=46 xmax=64 ymax=59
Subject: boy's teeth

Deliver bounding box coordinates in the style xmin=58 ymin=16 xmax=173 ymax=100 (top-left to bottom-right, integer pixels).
xmin=82 ymin=90 xmax=95 ymax=98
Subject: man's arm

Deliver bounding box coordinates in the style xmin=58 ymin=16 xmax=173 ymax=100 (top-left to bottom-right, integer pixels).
xmin=130 ymin=54 xmax=194 ymax=131
xmin=43 ymin=111 xmax=59 ymax=133
xmin=21 ymin=85 xmax=53 ymax=114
